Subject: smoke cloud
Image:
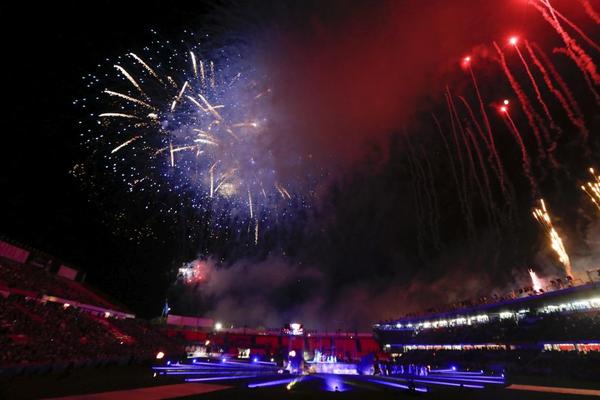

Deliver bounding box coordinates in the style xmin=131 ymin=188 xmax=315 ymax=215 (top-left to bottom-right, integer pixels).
xmin=249 ymin=0 xmax=535 ymax=164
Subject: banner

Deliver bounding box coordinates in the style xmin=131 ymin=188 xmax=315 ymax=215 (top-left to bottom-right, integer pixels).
xmin=167 ymin=314 xmax=214 ymax=328
xmin=57 ymin=265 xmax=79 ymax=280
xmin=0 ymin=240 xmax=29 ymax=263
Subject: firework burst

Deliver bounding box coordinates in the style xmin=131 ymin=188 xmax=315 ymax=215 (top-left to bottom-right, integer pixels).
xmin=77 ymin=38 xmax=301 ymax=242
xmin=528 ymin=269 xmax=544 ymax=292
xmin=532 ymin=199 xmax=572 ymax=277
xmin=581 ymin=168 xmax=600 ymax=211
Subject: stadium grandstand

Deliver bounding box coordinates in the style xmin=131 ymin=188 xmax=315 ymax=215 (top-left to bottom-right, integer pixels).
xmin=1 ymin=238 xmax=382 ymax=380
xmin=373 ymin=275 xmax=600 ymax=380
xmin=0 ymin=239 xmax=186 ymax=375
xmin=165 ymin=318 xmax=381 ymax=364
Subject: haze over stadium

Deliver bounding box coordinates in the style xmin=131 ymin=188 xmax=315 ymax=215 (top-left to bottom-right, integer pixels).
xmin=1 ymin=0 xmax=600 ymax=398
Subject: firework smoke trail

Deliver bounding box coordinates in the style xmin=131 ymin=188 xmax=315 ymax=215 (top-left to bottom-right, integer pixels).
xmin=463 ymin=57 xmax=507 ymax=190
xmin=432 ymin=112 xmax=475 ymax=239
xmin=511 ymin=39 xmax=555 ymax=125
xmin=467 ymin=124 xmax=503 ymax=234
xmin=580 ymin=0 xmax=600 ymax=24
xmin=445 ymin=91 xmax=477 ymax=237
xmin=458 ymin=95 xmax=515 ymax=229
xmin=526 ymin=41 xmax=589 ymax=144
xmin=581 ymin=167 xmax=600 ymax=211
xmin=448 ymin=89 xmax=494 ymax=228
xmin=543 ymin=4 xmax=600 ymax=53
xmin=500 ymin=104 xmax=539 ymax=195
xmin=458 ymin=94 xmax=504 ymax=194
xmin=554 ymin=47 xmax=600 ymax=105
xmin=405 ymin=137 xmax=426 ymax=255
xmin=420 ymin=144 xmax=442 ymax=249
xmin=494 ymin=42 xmax=547 ymax=162
xmin=407 ymin=135 xmax=441 ymax=250
xmin=532 ymin=199 xmax=573 ymax=277
xmin=532 ymin=43 xmax=587 ymax=123
xmin=533 ymin=0 xmax=600 ymax=85
xmin=528 ymin=269 xmax=544 ymax=292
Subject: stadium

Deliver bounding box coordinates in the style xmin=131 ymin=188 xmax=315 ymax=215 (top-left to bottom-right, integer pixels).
xmin=374 ymin=275 xmax=600 ymax=380
xmin=3 ymin=0 xmax=600 ymax=399
xmin=2 ymin=239 xmax=600 ymax=398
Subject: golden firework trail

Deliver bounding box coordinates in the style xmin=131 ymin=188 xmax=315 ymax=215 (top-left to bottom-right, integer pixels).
xmin=581 ymin=167 xmax=600 ymax=211
xmin=99 ymin=112 xmax=139 ymax=119
xmin=231 ymin=122 xmax=259 ymax=128
xmin=114 ymin=65 xmax=147 ymax=98
xmin=210 ymin=61 xmax=216 ymax=88
xmin=190 ymin=51 xmax=199 ymax=79
xmin=193 ymin=136 xmax=219 ymax=146
xmin=209 ymin=162 xmax=218 ymax=197
xmin=213 ymin=169 xmax=237 ymax=194
xmin=275 ymin=183 xmax=292 ymax=200
xmin=199 ymin=60 xmax=206 ymax=87
xmin=528 ymin=269 xmax=544 ymax=292
xmin=248 ymin=190 xmax=254 ymax=219
xmin=171 ymin=81 xmax=189 ymax=112
xmin=532 ymin=199 xmax=572 ymax=277
xmin=128 ymin=53 xmax=163 ymax=84
xmin=171 ymin=145 xmax=198 ymax=153
xmin=254 ymin=218 xmax=259 ymax=245
xmin=166 ymin=75 xmax=178 ymax=88
xmin=111 ymin=136 xmax=141 ymax=154
xmin=186 ymin=95 xmax=207 ymax=112
xmin=103 ymin=90 xmax=155 ymax=110
xmin=197 ymin=93 xmax=224 ymax=121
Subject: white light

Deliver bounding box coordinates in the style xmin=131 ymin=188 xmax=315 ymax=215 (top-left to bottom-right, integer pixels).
xmin=215 ymin=322 xmax=223 ymax=331
xmin=156 ymin=351 xmax=165 ymax=359
xmin=289 ymin=350 xmax=296 ymax=357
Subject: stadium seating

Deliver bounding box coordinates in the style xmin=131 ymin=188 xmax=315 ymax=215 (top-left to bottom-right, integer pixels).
xmin=0 ymin=260 xmax=118 ymax=310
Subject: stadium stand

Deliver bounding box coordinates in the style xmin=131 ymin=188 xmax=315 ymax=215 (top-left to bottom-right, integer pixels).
xmin=1 ymin=239 xmax=383 ymax=377
xmin=0 ymin=293 xmax=185 ymax=373
xmin=373 ymin=281 xmax=600 ymax=380
xmin=0 ymin=239 xmax=187 ymax=376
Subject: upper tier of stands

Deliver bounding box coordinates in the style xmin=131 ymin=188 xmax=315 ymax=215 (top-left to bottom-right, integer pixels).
xmin=0 ymin=259 xmax=122 ymax=311
xmin=0 ymin=294 xmax=184 ymax=369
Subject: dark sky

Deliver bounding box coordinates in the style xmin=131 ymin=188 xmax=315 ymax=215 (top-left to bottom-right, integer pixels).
xmin=2 ymin=1 xmax=599 ymax=329
xmin=1 ymin=1 xmax=218 ymax=315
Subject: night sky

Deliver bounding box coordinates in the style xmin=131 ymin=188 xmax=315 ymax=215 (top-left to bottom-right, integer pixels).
xmin=2 ymin=1 xmax=600 ymax=330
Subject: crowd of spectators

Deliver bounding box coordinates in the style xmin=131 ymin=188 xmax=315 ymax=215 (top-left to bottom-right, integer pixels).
xmin=0 ymin=293 xmax=185 ymax=372
xmin=0 ymin=260 xmax=116 ymax=310
xmin=380 ymin=276 xmax=583 ymax=322
xmin=386 ymin=348 xmax=600 ymax=381
xmin=380 ymin=311 xmax=600 ymax=345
